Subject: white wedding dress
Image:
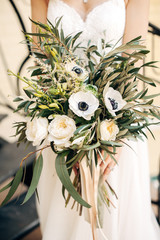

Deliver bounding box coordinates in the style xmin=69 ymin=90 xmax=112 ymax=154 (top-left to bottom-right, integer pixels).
xmin=36 ymin=0 xmax=160 ymax=239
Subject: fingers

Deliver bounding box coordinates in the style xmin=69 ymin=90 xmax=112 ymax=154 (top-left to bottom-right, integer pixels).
xmin=103 ymin=161 xmax=116 ymax=179
xmin=97 ymin=149 xmax=104 ymax=164
xmin=97 ymin=149 xmax=110 ymax=169
xmin=98 ymin=148 xmax=120 ymax=181
xmin=97 ymin=148 xmax=115 ymax=173
xmin=99 ymin=156 xmax=111 ymax=173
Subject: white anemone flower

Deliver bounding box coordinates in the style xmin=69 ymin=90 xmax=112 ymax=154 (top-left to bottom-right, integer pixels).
xmin=103 ymin=87 xmax=126 ymax=116
xmin=65 ymin=61 xmax=88 ymax=80
xmin=69 ymin=91 xmax=99 ymax=120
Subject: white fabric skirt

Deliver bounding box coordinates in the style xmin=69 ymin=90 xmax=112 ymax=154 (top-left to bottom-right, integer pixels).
xmin=36 ymin=139 xmax=160 ymax=240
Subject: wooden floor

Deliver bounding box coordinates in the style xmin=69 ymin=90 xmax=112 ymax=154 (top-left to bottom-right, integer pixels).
xmin=0 ymin=0 xmax=159 ymax=239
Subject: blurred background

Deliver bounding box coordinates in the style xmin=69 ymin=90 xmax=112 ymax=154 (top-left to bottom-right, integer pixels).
xmin=0 ymin=0 xmax=160 ymax=239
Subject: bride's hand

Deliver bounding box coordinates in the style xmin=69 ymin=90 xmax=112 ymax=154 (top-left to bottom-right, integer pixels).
xmin=98 ymin=147 xmax=121 ymax=181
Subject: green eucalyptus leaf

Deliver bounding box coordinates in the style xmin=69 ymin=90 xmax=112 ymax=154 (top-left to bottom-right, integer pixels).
xmin=24 ymin=101 xmax=34 ymax=112
xmin=33 ymin=52 xmax=47 ymax=59
xmin=1 ymin=167 xmax=23 ymax=206
xmin=66 ymin=150 xmax=84 ymax=165
xmin=13 ymin=97 xmax=23 ymax=102
xmin=68 ymin=151 xmax=86 ymax=169
xmin=127 ymin=36 xmax=142 ymax=43
xmin=106 ymin=72 xmax=120 ymax=82
xmin=23 ymin=89 xmax=34 ymax=98
xmin=97 ymin=117 xmax=101 ymax=140
xmin=81 ymin=142 xmax=100 ymax=150
xmin=94 ymin=149 xmax=98 ymax=166
xmin=55 ymin=16 xmax=63 ymax=28
xmin=60 ymin=28 xmax=65 ymax=41
xmin=30 ymin=18 xmax=50 ymax=31
xmin=143 ymin=93 xmax=160 ymax=99
xmin=89 ymin=60 xmax=95 ymax=72
xmin=17 ymin=101 xmax=29 ymax=110
xmin=106 ymin=152 xmax=118 ymax=164
xmin=87 ymin=45 xmax=97 ymax=52
xmin=100 ymin=140 xmax=122 ymax=147
xmin=17 ymin=130 xmax=26 ymax=143
xmin=146 ymin=126 xmax=155 ymax=140
xmin=139 ymin=88 xmax=148 ymax=99
xmin=74 ymin=124 xmax=92 ymax=135
xmin=150 ymin=110 xmax=160 ymax=120
xmin=141 ymin=61 xmax=158 ymax=68
xmin=134 ymin=110 xmax=149 ymax=117
xmin=0 ymin=179 xmax=14 ymax=193
xmin=23 ymin=154 xmax=43 ymax=204
xmin=131 ymin=88 xmax=146 ymax=100
xmin=25 ymin=32 xmax=51 ymax=38
xmin=116 ymin=129 xmax=128 ymax=137
xmin=136 ymin=73 xmax=156 ymax=87
xmin=124 ymin=125 xmax=144 ymax=130
xmin=72 ymin=31 xmax=83 ymax=47
xmin=100 ymin=145 xmax=117 ymax=154
xmin=55 ymin=153 xmax=91 ymax=208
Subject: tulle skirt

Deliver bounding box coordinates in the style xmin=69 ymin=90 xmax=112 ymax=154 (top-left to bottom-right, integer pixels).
xmin=36 ymin=139 xmax=160 ymax=240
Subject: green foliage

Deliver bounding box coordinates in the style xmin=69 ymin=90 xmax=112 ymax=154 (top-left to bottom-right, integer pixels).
xmin=1 ymin=167 xmax=23 ymax=206
xmin=23 ymin=154 xmax=43 ymax=204
xmin=55 ymin=153 xmax=91 ymax=208
xmin=3 ymin=17 xmax=160 ymax=209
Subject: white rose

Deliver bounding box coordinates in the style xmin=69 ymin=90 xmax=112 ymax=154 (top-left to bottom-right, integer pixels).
xmin=100 ymin=120 xmax=119 ymax=141
xmin=26 ymin=117 xmax=48 ymax=146
xmin=69 ymin=91 xmax=99 ymax=120
xmin=103 ymin=87 xmax=126 ymax=116
xmin=48 ymin=115 xmax=76 ymax=147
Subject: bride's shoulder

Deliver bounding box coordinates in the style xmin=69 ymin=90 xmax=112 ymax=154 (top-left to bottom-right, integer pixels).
xmin=124 ymin=0 xmax=128 ymax=6
xmin=31 ymin=0 xmax=49 ymax=6
xmin=124 ymin=0 xmax=148 ymax=6
xmin=124 ymin=0 xmax=130 ymax=6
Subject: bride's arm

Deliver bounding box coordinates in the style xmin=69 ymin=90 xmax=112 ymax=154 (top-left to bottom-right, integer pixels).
xmin=101 ymin=0 xmax=150 ymax=179
xmin=123 ymin=0 xmax=150 ymax=45
xmin=31 ymin=0 xmax=49 ymax=39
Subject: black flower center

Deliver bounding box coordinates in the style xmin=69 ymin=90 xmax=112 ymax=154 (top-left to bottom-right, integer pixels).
xmin=78 ymin=101 xmax=89 ymax=111
xmin=108 ymin=97 xmax=118 ymax=110
xmin=72 ymin=66 xmax=83 ymax=75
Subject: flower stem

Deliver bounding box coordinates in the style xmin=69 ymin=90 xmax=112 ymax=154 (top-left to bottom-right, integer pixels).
xmin=20 ymin=144 xmax=50 ymax=167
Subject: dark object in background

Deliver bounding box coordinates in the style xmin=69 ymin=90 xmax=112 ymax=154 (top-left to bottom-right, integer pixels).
xmin=0 ymin=193 xmax=39 ymax=240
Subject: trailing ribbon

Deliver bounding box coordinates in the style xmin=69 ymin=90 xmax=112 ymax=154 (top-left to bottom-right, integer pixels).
xmin=79 ymin=156 xmax=109 ymax=240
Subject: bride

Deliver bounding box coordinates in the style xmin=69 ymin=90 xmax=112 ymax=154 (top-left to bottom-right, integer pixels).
xmin=31 ymin=0 xmax=160 ymax=239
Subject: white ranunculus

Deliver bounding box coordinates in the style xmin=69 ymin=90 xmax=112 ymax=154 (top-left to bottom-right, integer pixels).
xmin=100 ymin=120 xmax=119 ymax=141
xmin=48 ymin=115 xmax=76 ymax=147
xmin=103 ymin=87 xmax=126 ymax=116
xmin=69 ymin=91 xmax=99 ymax=120
xmin=26 ymin=117 xmax=48 ymax=146
xmin=65 ymin=61 xmax=88 ymax=80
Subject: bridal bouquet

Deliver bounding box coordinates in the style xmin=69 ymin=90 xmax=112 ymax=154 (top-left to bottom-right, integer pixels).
xmin=1 ymin=18 xmax=160 ymax=238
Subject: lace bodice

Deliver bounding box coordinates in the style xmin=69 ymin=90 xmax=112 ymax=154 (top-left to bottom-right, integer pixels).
xmin=47 ymin=0 xmax=126 ymax=53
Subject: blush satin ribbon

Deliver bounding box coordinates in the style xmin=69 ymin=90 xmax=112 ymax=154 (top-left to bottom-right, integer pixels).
xmin=79 ymin=157 xmax=109 ymax=240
